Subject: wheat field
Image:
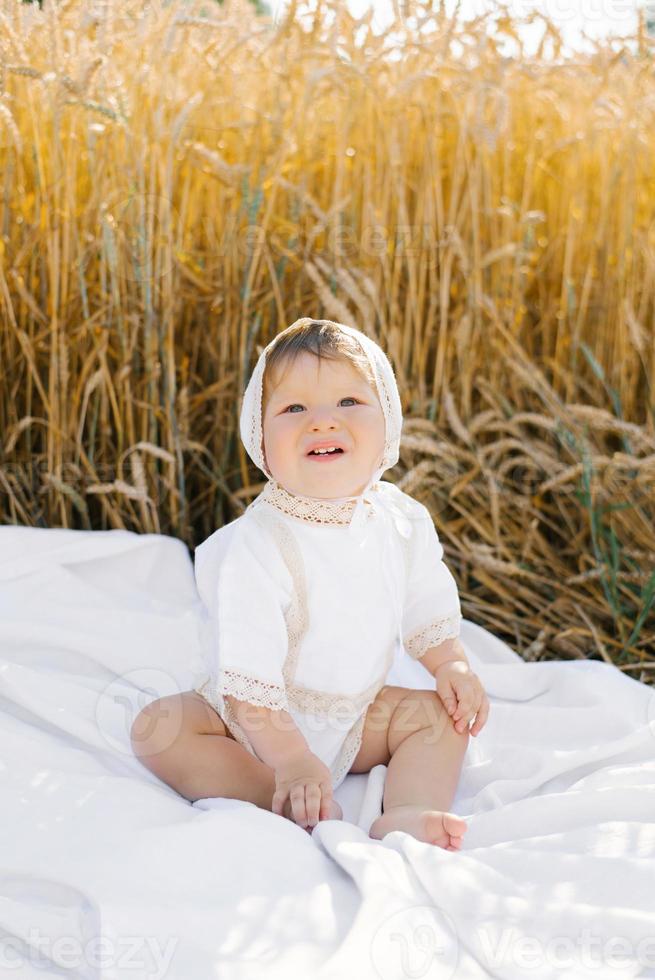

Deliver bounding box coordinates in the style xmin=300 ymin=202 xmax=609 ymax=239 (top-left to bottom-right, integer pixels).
xmin=0 ymin=0 xmax=653 ymax=675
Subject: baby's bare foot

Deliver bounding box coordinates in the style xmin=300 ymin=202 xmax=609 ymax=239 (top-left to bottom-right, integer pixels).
xmin=282 ymin=797 xmax=343 ymax=830
xmin=369 ymin=805 xmax=467 ymax=849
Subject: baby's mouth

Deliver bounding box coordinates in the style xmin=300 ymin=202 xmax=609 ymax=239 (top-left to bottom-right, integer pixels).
xmin=305 ymin=448 xmax=346 ymax=461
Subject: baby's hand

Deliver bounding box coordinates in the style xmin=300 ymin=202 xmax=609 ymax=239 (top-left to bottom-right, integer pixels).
xmin=272 ymin=750 xmax=337 ymax=831
xmin=282 ymin=796 xmax=343 ymax=828
xmin=435 ymin=661 xmax=490 ymax=737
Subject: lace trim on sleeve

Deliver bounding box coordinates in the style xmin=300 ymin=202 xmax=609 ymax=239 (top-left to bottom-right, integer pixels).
xmin=215 ymin=667 xmax=290 ymax=712
xmin=403 ymin=612 xmax=462 ymax=660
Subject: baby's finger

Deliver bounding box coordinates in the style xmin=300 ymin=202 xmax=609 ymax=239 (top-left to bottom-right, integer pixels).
xmin=442 ymin=695 xmax=457 ymax=716
xmin=271 ymin=788 xmax=288 ymax=817
xmin=319 ymin=782 xmax=334 ymax=821
xmin=452 ymin=693 xmax=475 ymax=728
xmin=305 ymin=784 xmax=321 ymax=828
xmin=451 ymin=688 xmax=470 ymax=716
xmin=459 ymin=691 xmax=483 ymax=729
xmin=455 ymin=692 xmax=483 ymax=733
xmin=290 ymin=786 xmax=309 ymax=829
xmin=453 ymin=679 xmax=484 ymax=721
xmin=470 ymin=693 xmax=490 ymax=736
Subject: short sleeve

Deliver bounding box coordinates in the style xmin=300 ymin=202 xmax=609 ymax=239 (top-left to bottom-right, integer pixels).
xmin=194 ymin=515 xmax=292 ymax=712
xmin=401 ymin=502 xmax=462 ymax=661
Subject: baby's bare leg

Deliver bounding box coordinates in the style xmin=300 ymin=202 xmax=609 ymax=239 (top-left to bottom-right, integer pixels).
xmin=384 ymin=689 xmax=469 ymax=813
xmin=130 ymin=691 xmax=277 ymax=809
xmin=369 ymin=689 xmax=470 ymax=847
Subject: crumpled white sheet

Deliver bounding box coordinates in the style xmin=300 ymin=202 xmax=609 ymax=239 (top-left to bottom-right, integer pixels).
xmin=1 ymin=524 xmax=654 ymax=980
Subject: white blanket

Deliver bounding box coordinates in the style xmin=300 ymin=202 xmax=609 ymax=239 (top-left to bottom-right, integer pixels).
xmin=1 ymin=525 xmax=654 ymax=980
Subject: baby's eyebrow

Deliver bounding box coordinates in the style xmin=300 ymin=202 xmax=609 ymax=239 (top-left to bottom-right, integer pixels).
xmin=272 ymin=384 xmax=372 ymax=402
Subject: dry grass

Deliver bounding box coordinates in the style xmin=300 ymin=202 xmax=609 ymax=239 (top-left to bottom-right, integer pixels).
xmin=0 ymin=0 xmax=653 ymax=675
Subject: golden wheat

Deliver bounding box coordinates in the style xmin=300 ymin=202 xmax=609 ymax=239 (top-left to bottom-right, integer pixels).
xmin=0 ymin=0 xmax=653 ymax=674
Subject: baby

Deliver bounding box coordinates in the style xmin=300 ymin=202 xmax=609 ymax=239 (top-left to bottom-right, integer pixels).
xmin=131 ymin=318 xmax=490 ymax=848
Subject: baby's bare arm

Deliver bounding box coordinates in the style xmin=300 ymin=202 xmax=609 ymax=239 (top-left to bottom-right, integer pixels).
xmin=225 ymin=695 xmax=311 ymax=768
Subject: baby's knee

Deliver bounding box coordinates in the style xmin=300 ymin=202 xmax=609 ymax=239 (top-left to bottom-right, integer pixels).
xmin=130 ymin=695 xmax=184 ymax=760
xmin=388 ymin=689 xmax=455 ymax=752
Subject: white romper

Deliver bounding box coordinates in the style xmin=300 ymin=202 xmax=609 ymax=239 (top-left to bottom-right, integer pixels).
xmin=193 ymin=478 xmax=462 ymax=790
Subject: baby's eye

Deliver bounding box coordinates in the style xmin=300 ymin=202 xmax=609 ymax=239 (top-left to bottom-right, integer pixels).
xmin=284 ymin=398 xmax=359 ymax=413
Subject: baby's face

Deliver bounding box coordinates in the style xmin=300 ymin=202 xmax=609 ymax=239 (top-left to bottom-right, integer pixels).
xmin=262 ymin=352 xmax=386 ymax=499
